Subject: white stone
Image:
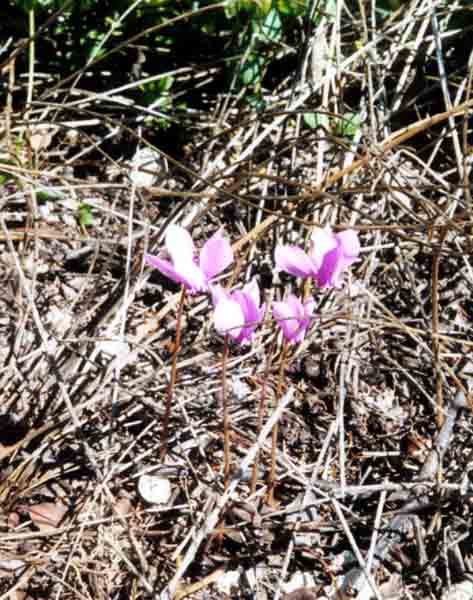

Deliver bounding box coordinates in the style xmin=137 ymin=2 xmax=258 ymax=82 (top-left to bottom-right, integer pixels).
xmin=138 ymin=475 xmax=172 ymax=505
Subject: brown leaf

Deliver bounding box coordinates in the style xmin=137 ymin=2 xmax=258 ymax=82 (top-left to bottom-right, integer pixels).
xmin=26 ymin=502 xmax=67 ymax=531
xmin=114 ymin=497 xmax=132 ymax=517
xmin=8 ymin=512 xmax=20 ymax=529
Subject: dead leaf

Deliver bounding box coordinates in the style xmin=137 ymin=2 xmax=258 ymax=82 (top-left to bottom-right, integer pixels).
xmin=24 ymin=502 xmax=67 ymax=531
xmin=114 ymin=497 xmax=132 ymax=517
xmin=28 ymin=126 xmax=58 ymax=152
xmin=8 ymin=512 xmax=20 ymax=529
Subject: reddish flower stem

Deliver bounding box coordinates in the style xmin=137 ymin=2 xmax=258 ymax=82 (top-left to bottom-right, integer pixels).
xmin=222 ymin=333 xmax=231 ymax=491
xmin=267 ymin=340 xmax=288 ymax=506
xmin=250 ymin=335 xmax=276 ymax=496
xmin=160 ymin=285 xmax=186 ymax=461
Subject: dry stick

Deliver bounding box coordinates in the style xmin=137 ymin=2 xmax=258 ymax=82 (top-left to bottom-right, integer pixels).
xmin=267 ymin=341 xmax=289 ymax=507
xmin=161 ymin=285 xmax=187 ymax=461
xmin=338 ymin=390 xmax=468 ymax=600
xmin=250 ymin=335 xmax=276 ymax=496
xmin=230 ymin=96 xmax=473 ymax=257
xmin=161 ymin=388 xmax=295 ymax=600
xmin=209 ymin=334 xmax=232 ymax=550
xmin=432 ymin=225 xmax=448 ymax=429
xmin=221 ymin=334 xmax=231 ymax=491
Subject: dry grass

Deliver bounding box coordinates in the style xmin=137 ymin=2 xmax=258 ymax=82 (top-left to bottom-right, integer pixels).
xmin=1 ymin=1 xmax=473 ymax=599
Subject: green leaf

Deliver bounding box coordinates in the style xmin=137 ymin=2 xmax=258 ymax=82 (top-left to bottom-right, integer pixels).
xmin=277 ymin=0 xmax=307 ymax=16
xmin=325 ymin=0 xmax=337 ymax=21
xmin=240 ymin=53 xmax=265 ymax=86
xmin=246 ymin=94 xmax=266 ymax=111
xmin=259 ymin=8 xmax=282 ymax=43
xmin=312 ymin=0 xmax=336 ymax=24
xmin=376 ymin=0 xmax=402 ymax=16
xmin=78 ymin=203 xmax=93 ymax=227
xmin=13 ymin=0 xmax=56 ymax=11
xmin=157 ymin=76 xmax=174 ymax=93
xmin=36 ymin=191 xmax=52 ymax=203
xmin=303 ymin=112 xmax=329 ymax=129
xmin=335 ymin=112 xmax=362 ymax=138
xmin=225 ymin=0 xmax=258 ymax=18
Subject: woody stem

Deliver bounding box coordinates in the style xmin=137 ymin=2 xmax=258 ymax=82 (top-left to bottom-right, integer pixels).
xmin=251 ymin=335 xmax=276 ymax=496
xmin=267 ymin=340 xmax=288 ymax=505
xmin=160 ymin=286 xmax=186 ymax=460
xmin=222 ymin=333 xmax=231 ymax=491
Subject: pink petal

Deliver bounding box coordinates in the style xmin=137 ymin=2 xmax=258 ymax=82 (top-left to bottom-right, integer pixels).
xmin=273 ymin=295 xmax=314 ymax=343
xmin=273 ymin=300 xmax=301 ymax=342
xmin=213 ymin=296 xmax=244 ymax=339
xmin=315 ymin=230 xmax=359 ymax=288
xmin=275 ymin=245 xmax=315 ymax=278
xmin=232 ymin=290 xmax=263 ymax=344
xmin=309 ymin=227 xmax=337 ymax=271
xmin=165 ymin=225 xmax=195 ymax=264
xmin=336 ymin=229 xmax=360 ymax=260
xmin=314 ymin=246 xmax=341 ymax=288
xmin=210 ymin=284 xmax=228 ymax=307
xmin=199 ymin=230 xmax=233 ymax=281
xmin=145 ymin=254 xmax=184 ymax=285
xmin=286 ymin=294 xmax=305 ymax=319
xmin=303 ymin=298 xmax=316 ymax=317
xmin=145 ymin=254 xmax=206 ymax=292
xmin=172 ymin=258 xmax=208 ymax=292
xmin=242 ymin=278 xmax=261 ymax=307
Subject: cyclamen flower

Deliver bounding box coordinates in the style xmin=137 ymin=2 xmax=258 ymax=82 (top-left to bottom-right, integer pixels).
xmin=145 ymin=225 xmax=233 ymax=294
xmin=211 ymin=279 xmax=265 ymax=345
xmin=273 ymin=295 xmax=315 ymax=344
xmin=275 ymin=226 xmax=360 ymax=289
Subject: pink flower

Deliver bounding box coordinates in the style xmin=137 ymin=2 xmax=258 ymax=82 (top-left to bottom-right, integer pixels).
xmin=145 ymin=225 xmax=233 ymax=294
xmin=272 ymin=295 xmax=315 ymax=344
xmin=275 ymin=226 xmax=360 ymax=288
xmin=211 ymin=279 xmax=265 ymax=344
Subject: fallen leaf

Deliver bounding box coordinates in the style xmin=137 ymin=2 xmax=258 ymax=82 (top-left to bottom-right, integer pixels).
xmin=24 ymin=502 xmax=67 ymax=531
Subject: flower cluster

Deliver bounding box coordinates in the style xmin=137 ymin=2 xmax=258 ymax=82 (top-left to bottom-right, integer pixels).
xmin=275 ymin=227 xmax=360 ymax=289
xmin=145 ymin=224 xmax=360 ymax=345
xmin=273 ymin=226 xmax=360 ymax=342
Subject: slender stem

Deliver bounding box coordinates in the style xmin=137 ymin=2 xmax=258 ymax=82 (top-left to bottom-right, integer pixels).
xmin=222 ymin=334 xmax=231 ymax=491
xmin=267 ymin=340 xmax=289 ymax=506
xmin=26 ymin=9 xmax=35 ymax=113
xmin=160 ymin=286 xmax=186 ymax=460
xmin=250 ymin=335 xmax=276 ymax=496
xmin=432 ymin=225 xmax=447 ymax=428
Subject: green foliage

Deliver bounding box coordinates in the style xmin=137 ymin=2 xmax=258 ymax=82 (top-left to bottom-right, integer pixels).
xmin=255 ymin=8 xmax=282 ymax=42
xmin=231 ymin=1 xmax=307 ymax=103
xmin=78 ymin=203 xmax=94 ymax=227
xmin=334 ymin=112 xmax=362 ymax=139
xmin=12 ymin=0 xmax=96 ymax=11
xmin=375 ymin=0 xmax=403 ymax=18
xmin=304 ymin=111 xmax=360 ymax=139
xmin=303 ymin=112 xmax=329 ymax=130
xmin=240 ymin=54 xmax=265 ymax=86
xmin=4 ymin=0 xmax=314 ymax=123
xmin=36 ymin=191 xmax=52 ymax=203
